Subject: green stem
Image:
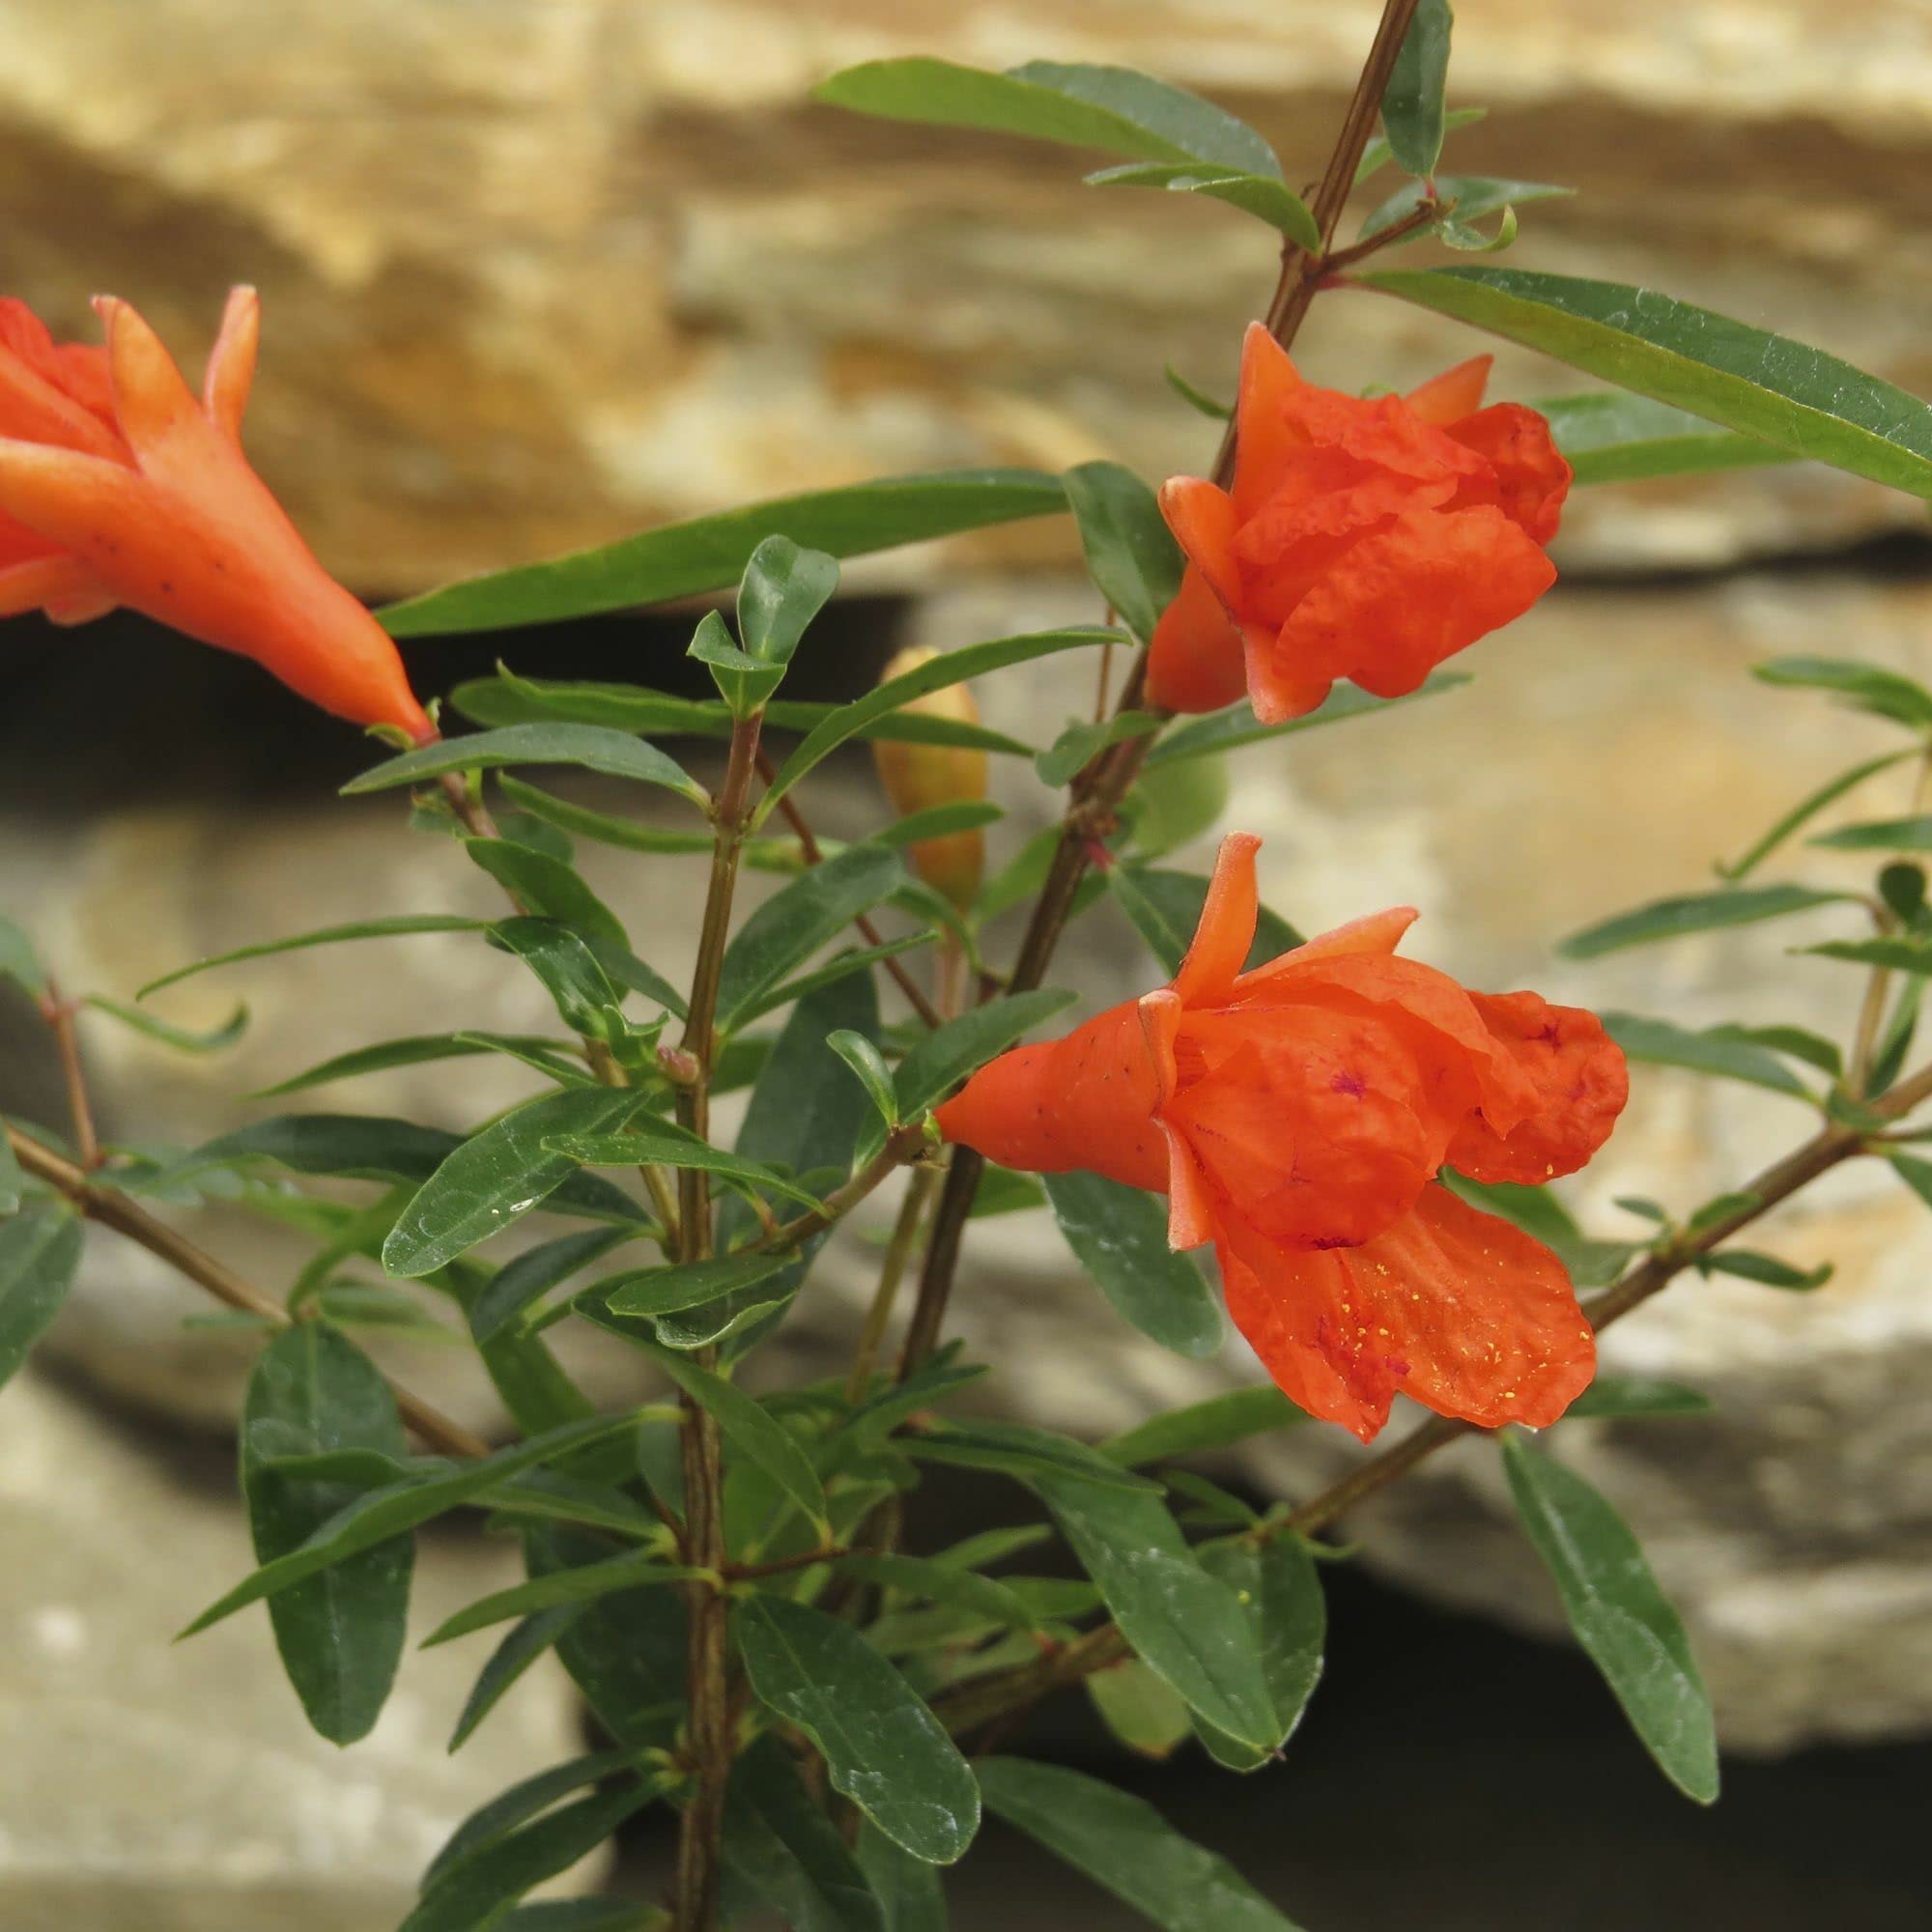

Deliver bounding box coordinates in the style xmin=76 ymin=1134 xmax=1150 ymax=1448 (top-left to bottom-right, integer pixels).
xmin=846 ymin=1162 xmax=942 ymax=1404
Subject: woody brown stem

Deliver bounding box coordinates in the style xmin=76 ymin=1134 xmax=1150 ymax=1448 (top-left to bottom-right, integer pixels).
xmin=40 ymin=981 xmax=100 ymax=1171
xmin=5 ymin=1122 xmax=491 ymax=1461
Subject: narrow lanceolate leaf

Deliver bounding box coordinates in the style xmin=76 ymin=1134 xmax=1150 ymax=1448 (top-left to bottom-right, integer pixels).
xmin=1061 ymin=461 xmax=1185 ymax=643
xmin=254 ymin=1032 xmax=573 ymax=1099
xmin=757 ymin=630 xmax=1117 ymax=821
xmin=903 ymin=1420 xmax=1160 ymax=1494
xmin=242 ymin=1325 xmax=413 ymax=1745
xmin=856 ymin=1819 xmax=950 ymax=1932
xmin=469 ymin=1227 xmax=636 ymax=1345
xmin=1359 ymin=174 xmax=1573 ymax=247
xmin=1099 ymin=1385 xmax=1305 ymax=1468
xmin=1110 ymin=867 xmax=1301 ymax=978
xmin=1036 ymin=713 xmax=1164 ymax=789
xmin=343 ymin=724 xmax=707 ymax=808
xmin=0 ymin=1200 xmax=83 ymax=1391
xmin=1380 ymin=0 xmax=1453 ymax=178
xmin=83 ymin=994 xmax=248 ymax=1054
xmin=1558 ymin=883 xmax=1851 ymax=959
xmin=384 ymin=469 xmax=1065 ymax=637
xmin=1037 ymin=1474 xmax=1279 ymax=1748
xmin=1538 ymin=391 xmax=1793 ymax=486
xmin=736 ymin=1595 xmax=980 ymax=1865
xmin=716 ymin=843 xmax=906 ymax=1030
xmin=644 ymin=1347 xmax=827 ymax=1530
xmin=1718 ymin=750 xmax=1915 ymax=880
xmin=555 ymin=1124 xmax=823 ymax=1212
xmin=1810 ymin=813 xmax=1932 ymax=851
xmin=1806 ymin=936 xmax=1932 ymax=974
xmin=447 ymin=1605 xmax=586 ymax=1751
xmin=1603 ymin=1012 xmax=1819 ymax=1101
xmin=1356 ymin=268 xmax=1932 ymax=499
xmin=422 ymin=1748 xmax=639 ymax=1890
xmin=815 ymin=59 xmax=1281 ymax=177
xmin=1501 ymin=1434 xmax=1719 ymax=1802
xmin=1042 ymin=1172 xmax=1221 ymax=1359
xmin=602 ymin=1253 xmax=791 ymax=1321
xmin=891 ymin=989 xmax=1079 ymax=1123
xmin=1568 ymin=1376 xmax=1714 ymax=1419
xmin=977 ymin=1758 xmax=1303 ymax=1931
xmin=384 ymin=1088 xmax=645 ymax=1277
xmin=1754 ymin=654 xmax=1932 ymax=727
xmin=183 ymin=1414 xmax=638 ymax=1634
xmin=723 ymin=1733 xmax=887 ymax=1932
xmin=1192 ymin=1537 xmax=1326 ymax=1771
xmin=827 ymin=1030 xmax=898 ymax=1126
xmin=1084 ymin=164 xmax=1319 ymax=250
xmin=1700 ymin=1248 xmax=1832 ymax=1291
xmin=423 ymin=1552 xmax=701 ymax=1647
xmin=838 ymin=1553 xmax=1036 ymax=1631
xmin=1144 ymin=672 xmax=1467 ymax=767
xmin=137 ymin=914 xmax=486 ymax=999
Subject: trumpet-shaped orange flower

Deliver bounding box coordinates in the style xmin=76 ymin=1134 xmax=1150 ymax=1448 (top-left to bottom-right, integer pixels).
xmin=0 ymin=290 xmax=433 ymax=741
xmin=1147 ymin=324 xmax=1571 ymax=724
xmin=937 ymin=834 xmax=1625 ymax=1439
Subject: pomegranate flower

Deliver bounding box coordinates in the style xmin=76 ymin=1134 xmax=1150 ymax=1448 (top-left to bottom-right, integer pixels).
xmin=937 ymin=834 xmax=1626 ymax=1440
xmin=0 ymin=290 xmax=433 ymax=740
xmin=1147 ymin=324 xmax=1572 ymax=724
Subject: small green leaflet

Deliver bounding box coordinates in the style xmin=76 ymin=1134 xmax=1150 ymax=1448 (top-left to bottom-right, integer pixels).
xmin=1753 ymin=655 xmax=1932 ymax=727
xmin=1717 ymin=749 xmax=1915 ymax=880
xmin=343 ymin=724 xmax=706 ymax=809
xmin=1568 ymin=1377 xmax=1714 ymax=1419
xmin=1501 ymin=1434 xmax=1719 ymax=1803
xmin=722 ymin=1732 xmax=887 ymax=1932
xmin=644 ymin=1345 xmax=827 ymax=1531
xmin=422 ymin=1553 xmax=701 ymax=1647
xmin=1379 ymin=0 xmax=1453 ymax=178
xmin=0 ymin=1200 xmax=83 ymax=1391
xmin=1085 ymin=164 xmax=1318 ymax=250
xmin=1602 ymin=1012 xmax=1819 ymax=1101
xmin=1061 ymin=460 xmax=1185 ymax=643
xmin=1100 ymin=1385 xmax=1305 ymax=1467
xmin=1193 ymin=1537 xmax=1325 ymax=1771
xmin=736 ymin=1594 xmax=980 ymax=1865
xmin=1145 ymin=672 xmax=1467 ymax=767
xmin=84 ymin=994 xmax=248 ymax=1055
xmin=602 ymin=1253 xmax=791 ymax=1321
xmin=1558 ymin=883 xmax=1851 ymax=959
xmin=1041 ymin=1171 xmax=1221 ymax=1359
xmin=889 ymin=989 xmax=1078 ymax=1126
xmin=137 ymin=914 xmax=487 ymax=1000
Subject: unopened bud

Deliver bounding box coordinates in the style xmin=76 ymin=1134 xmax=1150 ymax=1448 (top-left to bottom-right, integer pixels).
xmin=871 ymin=646 xmax=987 ymax=912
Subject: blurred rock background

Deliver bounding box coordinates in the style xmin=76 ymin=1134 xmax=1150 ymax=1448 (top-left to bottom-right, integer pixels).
xmin=3 ymin=0 xmax=1932 ymax=1925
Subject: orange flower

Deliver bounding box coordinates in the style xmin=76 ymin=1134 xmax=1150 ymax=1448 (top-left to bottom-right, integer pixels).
xmin=936 ymin=833 xmax=1625 ymax=1440
xmin=1147 ymin=324 xmax=1571 ymax=724
xmin=0 ymin=290 xmax=433 ymax=741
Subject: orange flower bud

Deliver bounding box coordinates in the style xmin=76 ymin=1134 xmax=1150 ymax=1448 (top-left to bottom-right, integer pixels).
xmin=1148 ymin=323 xmax=1572 ymax=724
xmin=870 ymin=646 xmax=987 ymax=911
xmin=937 ymin=833 xmax=1627 ymax=1442
xmin=0 ymin=289 xmax=433 ymax=741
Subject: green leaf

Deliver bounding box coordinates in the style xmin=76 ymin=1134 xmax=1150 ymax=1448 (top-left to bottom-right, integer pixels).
xmin=1805 ymin=935 xmax=1932 ymax=973
xmin=1354 ymin=104 xmax=1486 ymax=185
xmin=1035 ymin=713 xmax=1163 ymax=790
xmin=890 ymin=989 xmax=1079 ymax=1125
xmin=602 ymin=1253 xmax=791 ymax=1321
xmin=83 ymin=994 xmax=247 ymax=1055
xmin=840 ymin=1552 xmax=1036 ymax=1631
xmin=1192 ymin=1537 xmax=1325 ymax=1770
xmin=1569 ymin=1376 xmax=1714 ymax=1419
xmin=1537 ymin=391 xmax=1793 ymax=487
xmin=717 ymin=843 xmax=906 ymax=1031
xmin=469 ymin=1228 xmax=636 ymax=1345
xmin=1037 ymin=1474 xmax=1279 ymax=1747
xmin=0 ymin=914 xmax=45 ymax=997
xmin=0 ymin=1200 xmax=82 ymax=1391
xmin=969 ymin=1164 xmax=1045 ymax=1218
xmin=1501 ymin=1434 xmax=1719 ymax=1802
xmin=254 ymin=1031 xmax=574 ymax=1099
xmin=555 ymin=1124 xmax=823 ymax=1212
xmin=1717 ymin=749 xmax=1915 ymax=880
xmin=758 ymin=629 xmax=1115 ymax=823
xmin=903 ymin=1419 xmax=1160 ymax=1493
xmin=1754 ymin=654 xmax=1932 ymax=727
xmin=1145 ymin=672 xmax=1467 ymax=767
xmin=1165 ymin=363 xmax=1231 ymax=421
xmin=497 ymin=1903 xmax=662 ymax=1932
xmin=0 ymin=1123 xmax=24 ymax=1215
xmin=816 ymin=58 xmax=1280 ymax=177
xmin=1380 ymin=0 xmax=1453 ymax=177
xmin=1811 ymin=813 xmax=1932 ymax=851
xmin=1087 ymin=1657 xmax=1195 ymax=1758
xmin=1110 ymin=867 xmax=1302 ymax=978
xmin=1359 ymin=173 xmax=1572 ymax=246
xmin=977 ymin=1758 xmax=1303 ymax=1930
xmin=136 ymin=914 xmax=486 ymax=1000
xmin=384 ymin=469 xmax=1065 ymax=636
xmin=828 ymin=1030 xmax=898 ymax=1125
xmin=401 ymin=1782 xmax=659 ymax=1932
xmin=242 ymin=1326 xmax=412 ymax=1745
xmin=646 ymin=1346 xmax=827 ymax=1529
xmin=741 ymin=535 xmax=839 ymax=666
xmin=1041 ymin=1171 xmax=1220 ymax=1359
xmin=723 ymin=1733 xmax=887 ymax=1932
xmin=1708 ymin=1022 xmax=1842 ymax=1080
xmin=1356 ymin=267 xmax=1932 ymax=499
xmin=1603 ymin=1011 xmax=1818 ymax=1100
xmin=1559 ymin=883 xmax=1850 ymax=959
xmin=422 ymin=1747 xmax=639 ymax=1890
xmin=1085 ymin=163 xmax=1319 ymax=250
xmin=185 ymin=1414 xmax=637 ymax=1635
xmin=384 ymin=1088 xmax=645 ymax=1277
xmin=1099 ymin=1385 xmax=1305 ymax=1467
xmin=156 ymin=1113 xmax=489 ymax=1190
xmin=423 ymin=1552 xmax=698 ymax=1647
xmin=1123 ymin=754 xmax=1230 ymax=861
xmin=855 ymin=1819 xmax=949 ymax=1932
xmin=1700 ymin=1248 xmax=1832 ymax=1291
xmin=1059 ymin=457 xmax=1185 ymax=644
xmin=736 ymin=1594 xmax=980 ymax=1863
xmin=447 ymin=1606 xmax=585 ymax=1751
xmin=344 ymin=724 xmax=706 ymax=808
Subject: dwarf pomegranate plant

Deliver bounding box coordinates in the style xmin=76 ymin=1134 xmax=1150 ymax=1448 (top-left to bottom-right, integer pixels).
xmin=8 ymin=5 xmax=1932 ymax=1927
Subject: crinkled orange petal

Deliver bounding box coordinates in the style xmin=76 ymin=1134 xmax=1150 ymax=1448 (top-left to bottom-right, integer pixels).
xmin=1405 ymin=354 xmax=1492 ymax=427
xmin=1447 ymin=402 xmax=1572 ymax=546
xmin=1235 ymin=906 xmax=1417 ymax=994
xmin=1445 ymin=990 xmax=1630 ymax=1185
xmin=1280 ymin=503 xmax=1556 ymax=701
xmin=933 ymin=997 xmax=1167 ymax=1191
xmin=1146 ymin=557 xmax=1246 ymax=715
xmin=1242 ymin=621 xmax=1336 ymax=725
xmin=1172 ymin=831 xmax=1261 ymax=1007
xmin=203 ymin=285 xmax=260 ymax=440
xmin=1229 ymin=322 xmax=1307 ymax=521
xmin=0 ymin=300 xmax=123 ymax=457
xmin=1220 ymin=1186 xmax=1595 ymax=1440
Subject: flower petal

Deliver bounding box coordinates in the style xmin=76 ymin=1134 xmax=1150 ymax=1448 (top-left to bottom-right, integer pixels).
xmin=95 ymin=296 xmax=206 ymax=469
xmin=1447 ymin=402 xmax=1572 ymax=546
xmin=1405 ymin=354 xmax=1492 ymax=427
xmin=1146 ymin=556 xmax=1246 ymax=715
xmin=0 ymin=301 xmax=125 ymax=460
xmin=0 ymin=553 xmax=112 ymax=621
xmin=1445 ymin=990 xmax=1630 ymax=1185
xmin=1220 ymin=1185 xmax=1595 ymax=1440
xmin=1229 ymin=322 xmax=1308 ymax=520
xmin=203 ymin=285 xmax=260 ymax=440
xmin=1172 ymin=831 xmax=1262 ymax=1007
